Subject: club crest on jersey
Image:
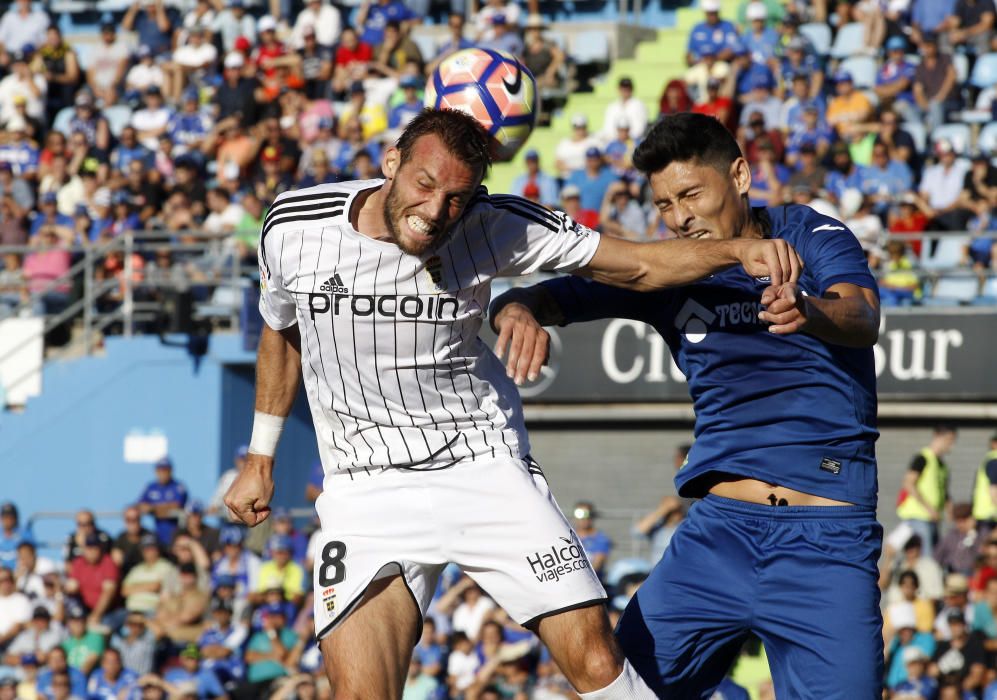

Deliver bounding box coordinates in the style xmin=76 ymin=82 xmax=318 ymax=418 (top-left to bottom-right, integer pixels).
xmin=321 ymin=587 xmax=336 ymax=613
xmin=425 ymin=255 xmax=445 ymax=291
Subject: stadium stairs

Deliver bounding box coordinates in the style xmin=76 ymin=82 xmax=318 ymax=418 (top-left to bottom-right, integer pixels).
xmin=484 ymin=0 xmax=725 ymax=193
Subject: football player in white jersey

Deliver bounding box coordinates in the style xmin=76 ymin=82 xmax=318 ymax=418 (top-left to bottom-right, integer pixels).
xmin=224 ymin=109 xmax=800 ymax=699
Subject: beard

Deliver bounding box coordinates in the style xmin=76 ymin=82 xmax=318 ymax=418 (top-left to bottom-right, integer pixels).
xmin=382 ymin=182 xmax=441 ymax=256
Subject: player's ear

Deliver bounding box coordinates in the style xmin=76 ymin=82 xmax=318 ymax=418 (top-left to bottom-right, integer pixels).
xmin=730 ymin=157 xmax=751 ymax=198
xmin=382 ymin=147 xmax=400 ymax=180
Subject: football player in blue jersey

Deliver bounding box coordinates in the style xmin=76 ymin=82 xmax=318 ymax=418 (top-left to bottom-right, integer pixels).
xmin=490 ymin=112 xmax=883 ymax=699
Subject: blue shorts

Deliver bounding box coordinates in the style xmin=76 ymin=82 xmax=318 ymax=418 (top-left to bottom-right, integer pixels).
xmin=616 ymin=494 xmax=884 ymax=699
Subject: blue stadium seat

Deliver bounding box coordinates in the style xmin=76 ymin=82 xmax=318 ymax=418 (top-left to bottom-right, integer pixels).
xmin=410 ymin=33 xmax=437 ymax=63
xmin=980 ymin=276 xmax=997 ymax=300
xmin=930 ymin=123 xmax=972 ymax=154
xmin=52 ymin=106 xmax=74 ymax=136
xmin=103 ymin=105 xmax=134 ymax=139
xmin=839 ymin=56 xmax=877 ymax=89
xmin=921 ymin=235 xmax=969 ymax=271
xmin=970 ymin=52 xmax=997 ymax=89
xmin=924 ymin=275 xmax=979 ymax=305
xmin=830 ymin=23 xmax=865 ymax=59
xmin=569 ymin=31 xmax=611 ymax=66
xmin=952 ymin=53 xmax=969 ymax=84
xmin=74 ymin=43 xmax=98 ymax=72
xmin=799 ymin=22 xmax=832 ymax=56
xmin=902 ymin=120 xmax=926 ymax=153
xmin=979 ymin=122 xmax=997 ymax=155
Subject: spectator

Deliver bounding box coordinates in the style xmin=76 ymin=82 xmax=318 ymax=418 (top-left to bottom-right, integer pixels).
xmin=658 ymin=79 xmax=694 ymax=118
xmin=691 ymin=78 xmax=734 ymax=131
xmin=212 ymin=528 xmax=260 ymax=600
xmin=826 ymin=71 xmax=873 ymax=139
xmin=357 ymin=0 xmax=417 ymax=49
xmin=290 ymin=0 xmax=341 ymax=50
xmin=0 ymin=163 xmax=34 ymax=220
xmin=747 ymin=138 xmax=788 ymax=207
xmin=121 ymin=534 xmax=178 ymax=616
xmin=132 ymin=87 xmax=173 ymax=153
xmin=686 ymin=0 xmax=740 ymax=64
xmin=565 ymin=147 xmax=617 ymax=213
xmin=936 ymin=573 xmax=976 ymax=640
xmin=521 ymin=15 xmax=565 ymax=92
xmin=554 ymin=114 xmax=600 ymax=178
xmin=337 ymin=82 xmax=387 ymax=142
xmin=858 ymin=141 xmax=913 ymax=217
xmin=599 ymin=180 xmax=647 ymax=241
xmin=931 ymin=608 xmax=987 ymax=693
xmin=874 ymin=109 xmax=918 ymax=173
xmin=824 ymin=142 xmax=864 ymax=204
xmin=332 ymin=27 xmax=373 ymax=99
xmin=912 ymin=0 xmax=957 ymax=37
xmin=36 ymin=647 xmax=87 ymax=699
xmin=0 ymin=0 xmax=49 ymax=61
xmin=889 ymin=193 xmax=931 ymax=257
xmin=110 ymin=610 xmax=155 ymax=676
xmin=444 ymin=579 xmax=494 ymax=642
xmin=885 ymin=570 xmax=936 ymax=638
xmin=86 ymin=648 xmax=138 ymax=699
xmin=881 ymin=533 xmax=946 ymax=604
xmin=878 ymin=240 xmax=922 ymax=306
xmin=840 ymin=189 xmax=885 ymax=264
xmin=111 ymin=505 xmax=153 ymax=579
xmin=472 ymin=0 xmax=521 ymax=42
xmin=946 ymin=0 xmax=996 ymax=57
xmin=478 ymin=14 xmax=523 ymax=56
xmin=13 ymin=541 xmax=54 ymax=600
xmin=778 ymin=73 xmax=823 ymax=135
xmin=0 ymin=503 xmax=31 ymax=571
xmin=572 ymin=501 xmax=612 ymax=577
xmin=138 ymin=456 xmax=189 ymax=545
xmin=559 ymin=184 xmax=599 ymax=231
xmin=601 ymin=77 xmax=649 ymax=142
xmin=787 ymin=143 xmax=828 ymax=192
xmin=959 ymin=153 xmax=997 ymax=228
xmin=295 ymin=27 xmax=333 ymax=101
xmin=163 ymin=644 xmax=225 ymax=698
xmin=892 ymin=647 xmax=938 ymax=699
xmin=874 ymin=36 xmax=917 ymax=120
xmin=36 ymin=26 xmax=80 ymax=119
xmin=212 ymin=0 xmax=256 ymax=55
xmin=510 ymin=149 xmax=559 ymax=208
xmin=125 ymin=43 xmax=166 ymax=99
xmin=936 ymin=503 xmax=982 ymax=576
xmin=971 ymin=575 xmax=997 ymax=641
xmin=122 ymin=0 xmax=174 ymax=59
xmin=2 ymin=605 xmax=63 ymax=667
xmin=23 ymin=228 xmax=72 ymax=316
xmin=87 ymin=20 xmax=129 ymax=107
xmin=256 ymin=536 xmax=305 ymax=607
xmin=197 ymin=597 xmax=247 ymax=687
xmin=741 ymin=2 xmax=779 ymax=64
xmin=740 ymin=109 xmax=784 ymax=164
xmin=447 ymin=631 xmax=479 ymax=695
xmin=973 ymin=435 xmax=997 ymax=538
xmin=172 ymin=501 xmax=220 ymax=558
xmin=242 ymin=603 xmax=298 ymax=695
xmin=64 ymin=510 xmax=113 ymax=565
xmin=0 ymin=49 xmax=46 ymax=128
xmin=61 ymin=604 xmax=103 ymax=677
xmin=913 ymin=32 xmax=959 ymax=131
xmin=387 ymin=76 xmax=423 ymax=132
xmin=884 ymin=602 xmax=936 ymax=689
xmin=427 ymin=13 xmax=474 ymax=77
xmin=779 ymin=37 xmax=822 ymax=100
xmin=920 ymin=140 xmax=974 ymax=231
xmin=66 ymin=533 xmax=119 ymax=628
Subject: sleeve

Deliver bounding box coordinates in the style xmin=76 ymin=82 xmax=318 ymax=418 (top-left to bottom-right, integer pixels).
xmin=138 ymin=484 xmax=153 ymax=505
xmin=790 ymin=213 xmax=878 ymax=294
xmin=257 ymin=212 xmax=299 ymax=330
xmin=985 ymin=459 xmax=997 ymax=484
xmin=909 ymin=454 xmax=927 ymax=474
xmin=480 ymin=198 xmax=602 ymax=277
xmin=539 ymin=275 xmax=669 ymax=326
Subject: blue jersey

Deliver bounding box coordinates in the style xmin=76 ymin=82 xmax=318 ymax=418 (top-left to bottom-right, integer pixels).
xmin=388 ymin=101 xmax=422 ymax=130
xmin=0 ymin=526 xmax=32 ymax=569
xmin=0 ymin=143 xmax=39 ymax=176
xmin=110 ymin=144 xmax=154 ymax=173
xmin=168 ymin=111 xmax=213 ymax=152
xmin=541 ymin=205 xmax=878 ymax=506
xmin=164 ymin=667 xmax=226 ymax=698
xmin=37 ymin=667 xmax=87 ymax=698
xmin=87 ymin=667 xmax=139 ymax=699
xmin=687 ymin=19 xmax=740 ymax=61
xmin=139 ymin=478 xmax=188 ymax=543
xmin=360 ymin=1 xmax=415 ymax=47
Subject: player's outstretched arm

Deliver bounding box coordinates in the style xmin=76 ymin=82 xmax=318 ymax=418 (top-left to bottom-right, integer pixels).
xmin=577 ymin=234 xmax=802 ymax=291
xmin=224 ymin=324 xmax=303 ymax=526
xmin=758 ymin=282 xmax=880 ymax=347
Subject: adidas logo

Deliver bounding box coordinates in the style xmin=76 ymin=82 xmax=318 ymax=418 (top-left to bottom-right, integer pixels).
xmin=319 ymin=273 xmax=349 ymax=294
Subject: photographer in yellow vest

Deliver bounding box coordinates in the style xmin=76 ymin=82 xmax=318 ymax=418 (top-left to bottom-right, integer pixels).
xmin=972 ymin=433 xmax=997 ymax=539
xmin=897 ymin=425 xmax=958 ymax=548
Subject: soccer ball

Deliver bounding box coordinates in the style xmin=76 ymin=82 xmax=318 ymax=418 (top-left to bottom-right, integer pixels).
xmin=424 ymin=47 xmax=538 ymax=162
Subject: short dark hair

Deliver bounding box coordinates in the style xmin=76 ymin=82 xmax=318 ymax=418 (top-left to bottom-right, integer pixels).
xmin=633 ymin=113 xmax=742 ymax=176
xmin=395 ymin=109 xmax=492 ymax=180
xmin=898 ymin=570 xmax=920 ymax=588
xmin=934 ymin=423 xmax=957 ymax=436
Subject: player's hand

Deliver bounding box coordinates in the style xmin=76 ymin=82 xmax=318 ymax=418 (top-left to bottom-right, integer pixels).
xmin=733 ymin=238 xmax=802 ymax=287
xmin=223 ymin=454 xmax=275 ymax=526
xmin=493 ymin=302 xmax=549 ymax=386
xmin=758 ymin=282 xmax=808 ymax=335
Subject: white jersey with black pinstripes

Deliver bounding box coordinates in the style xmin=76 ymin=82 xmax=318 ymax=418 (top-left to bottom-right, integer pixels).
xmin=257 ymin=179 xmax=601 ymax=475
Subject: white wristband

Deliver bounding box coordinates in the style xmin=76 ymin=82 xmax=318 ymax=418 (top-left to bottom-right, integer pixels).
xmin=248 ymin=411 xmax=286 ymax=457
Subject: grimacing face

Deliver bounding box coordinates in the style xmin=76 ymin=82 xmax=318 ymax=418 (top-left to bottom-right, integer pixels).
xmin=650 ymin=158 xmax=752 ymax=241
xmin=380 ymin=134 xmax=482 ymax=256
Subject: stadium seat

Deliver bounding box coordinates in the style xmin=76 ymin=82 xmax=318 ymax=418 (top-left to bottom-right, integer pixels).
xmin=930 ymin=123 xmax=972 ymax=154
xmin=830 ymin=23 xmax=865 ymax=59
xmin=902 ymin=120 xmax=926 ymax=153
xmin=409 ymin=33 xmax=437 ymax=63
xmin=569 ymin=31 xmax=611 ymax=67
xmin=970 ymin=52 xmax=997 ymax=89
xmin=925 ymin=275 xmax=979 ymax=305
xmin=799 ymin=22 xmax=832 ymax=56
xmin=952 ymin=53 xmax=969 ymax=84
xmin=921 ymin=235 xmax=969 ymax=271
xmin=51 ymin=106 xmax=74 ymax=136
xmin=839 ymin=56 xmax=877 ymax=89
xmin=979 ymin=122 xmax=997 ymax=156
xmin=103 ymin=105 xmax=133 ymax=138
xmin=74 ymin=42 xmax=98 ymax=72
xmin=980 ymin=276 xmax=997 ymax=300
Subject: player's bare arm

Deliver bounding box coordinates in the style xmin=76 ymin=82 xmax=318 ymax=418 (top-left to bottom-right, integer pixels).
xmin=758 ymin=282 xmax=880 ymax=347
xmin=224 ymin=323 xmax=302 ymax=526
xmin=579 ymin=234 xmax=802 ymax=291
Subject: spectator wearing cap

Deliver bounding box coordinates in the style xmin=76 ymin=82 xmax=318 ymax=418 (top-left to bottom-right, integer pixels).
xmin=211 ymin=0 xmax=256 ymax=54
xmin=197 ymin=596 xmax=247 ymax=685
xmin=66 ymin=530 xmax=119 ymax=627
xmin=510 ymin=149 xmax=559 ymax=209
xmin=67 ymin=92 xmax=111 ymax=153
xmin=138 ymin=456 xmax=189 ymax=545
xmin=131 ymin=86 xmax=173 ymax=152
xmin=332 ymin=27 xmax=373 ymax=99
xmin=931 ymin=605 xmax=986 ymax=693
xmin=110 ymin=610 xmax=155 ymax=676
xmin=684 ymin=47 xmax=730 ymax=107
xmin=0 ymin=48 xmax=45 ymax=127
xmin=0 ymin=0 xmax=48 ymax=61
xmin=110 ymin=127 xmax=155 ymax=177
xmin=2 ymin=604 xmax=63 ymax=668
xmin=565 ymin=146 xmax=617 ymax=213
xmin=29 ymin=192 xmax=73 ymax=242
xmin=936 ymin=572 xmax=976 ymax=640
xmin=913 ymin=32 xmax=959 ymax=131
xmin=920 ymin=139 xmax=973 ymax=230
xmin=212 ymin=527 xmax=260 ymax=596
xmin=86 ymin=647 xmax=138 ymax=700
xmin=0 ymin=112 xmax=40 ymax=176
xmin=85 ymin=19 xmax=129 ymax=108
xmin=0 ymin=502 xmax=31 ymax=571
xmin=784 ymin=107 xmax=832 ymax=166
xmin=826 ymin=71 xmax=872 ymax=138
xmin=472 ymin=0 xmax=522 ymax=43
xmin=147 ymin=559 xmax=208 ymax=645
xmin=778 ymin=36 xmax=822 ymax=102
xmin=337 ymin=81 xmax=387 ymax=142
xmin=256 ymin=535 xmax=305 ymax=607
xmin=884 ymin=601 xmax=936 ymax=689
xmin=36 ymin=646 xmax=87 ymax=699
xmin=741 ymin=2 xmax=780 ymax=65
xmin=946 ymin=0 xmax=996 ymax=56
xmin=172 ymin=501 xmax=220 ymax=557
xmin=163 ymin=643 xmax=226 ymax=697
xmin=215 ymin=52 xmax=258 ymax=126
xmin=686 ymin=0 xmax=740 ymax=65
xmin=522 ymin=14 xmax=565 ymax=92
xmin=121 ymin=534 xmax=178 ymax=616
xmin=122 ymin=0 xmax=175 ymax=59
xmin=243 ymin=603 xmax=297 ymax=693
xmin=62 ymin=602 xmax=105 ymax=676
xmin=387 ymin=75 xmax=423 ymax=131
xmin=268 ymin=509 xmax=308 ymax=564
xmin=936 ymin=503 xmax=982 ymax=576
xmin=600 ymin=77 xmax=648 ymax=143
xmin=478 ymin=13 xmax=523 ymax=56
xmin=735 ymin=63 xmax=780 ymax=129
xmin=874 ymin=36 xmax=917 ymax=121
xmin=891 ymin=646 xmax=937 ymax=698
xmin=571 ymin=502 xmax=613 ymax=577
xmin=163 ymin=25 xmax=218 ymax=104
xmin=554 ymin=114 xmax=601 ymax=178
xmin=857 ymin=141 xmax=913 ymax=217
xmin=559 ymin=184 xmax=600 ymax=231
xmin=164 ymin=91 xmax=213 ymax=159
xmin=125 ymin=45 xmax=165 ymax=102
xmin=111 ymin=505 xmax=153 ymax=579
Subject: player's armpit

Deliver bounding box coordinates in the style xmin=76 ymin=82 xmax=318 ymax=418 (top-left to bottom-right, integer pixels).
xmin=578 ymin=235 xmax=801 ymax=291
xmin=759 ymin=282 xmax=879 ymax=347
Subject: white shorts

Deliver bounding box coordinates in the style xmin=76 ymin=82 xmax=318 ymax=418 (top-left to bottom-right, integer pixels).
xmin=311 ymin=456 xmax=607 ymax=640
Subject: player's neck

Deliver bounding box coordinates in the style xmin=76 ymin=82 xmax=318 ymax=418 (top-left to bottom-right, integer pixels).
xmin=736 ymin=205 xmax=766 ymax=241
xmin=350 ymin=182 xmax=391 ymax=241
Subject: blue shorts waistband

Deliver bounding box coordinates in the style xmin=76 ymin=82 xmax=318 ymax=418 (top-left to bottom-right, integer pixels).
xmin=700 ymin=493 xmax=877 ymax=521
